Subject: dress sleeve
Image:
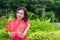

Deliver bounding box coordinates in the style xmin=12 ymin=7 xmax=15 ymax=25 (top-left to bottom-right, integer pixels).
xmin=22 ymin=22 xmax=30 ymax=36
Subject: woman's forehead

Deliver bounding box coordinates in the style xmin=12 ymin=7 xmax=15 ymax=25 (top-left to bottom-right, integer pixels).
xmin=17 ymin=9 xmax=24 ymax=13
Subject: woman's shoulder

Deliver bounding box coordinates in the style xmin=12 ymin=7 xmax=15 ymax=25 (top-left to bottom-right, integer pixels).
xmin=25 ymin=21 xmax=30 ymax=27
xmin=25 ymin=21 xmax=29 ymax=24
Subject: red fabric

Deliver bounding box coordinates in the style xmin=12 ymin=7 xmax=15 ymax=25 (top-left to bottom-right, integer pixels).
xmin=11 ymin=35 xmax=26 ymax=40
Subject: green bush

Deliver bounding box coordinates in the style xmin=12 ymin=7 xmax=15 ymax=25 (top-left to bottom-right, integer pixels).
xmin=27 ymin=31 xmax=60 ymax=40
xmin=27 ymin=12 xmax=36 ymax=20
xmin=8 ymin=11 xmax=15 ymax=20
xmin=0 ymin=28 xmax=9 ymax=40
xmin=28 ymin=19 xmax=55 ymax=32
xmin=0 ymin=19 xmax=9 ymax=40
xmin=44 ymin=12 xmax=55 ymax=22
xmin=27 ymin=19 xmax=56 ymax=36
xmin=0 ymin=19 xmax=8 ymax=29
xmin=40 ymin=11 xmax=55 ymax=22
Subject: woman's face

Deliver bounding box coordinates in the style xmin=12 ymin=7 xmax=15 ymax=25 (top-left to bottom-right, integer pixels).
xmin=16 ymin=9 xmax=24 ymax=20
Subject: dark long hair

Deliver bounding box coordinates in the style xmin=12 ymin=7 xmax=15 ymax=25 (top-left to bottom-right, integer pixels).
xmin=15 ymin=6 xmax=28 ymax=22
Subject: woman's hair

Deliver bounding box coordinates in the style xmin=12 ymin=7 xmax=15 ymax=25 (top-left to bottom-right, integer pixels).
xmin=15 ymin=6 xmax=28 ymax=22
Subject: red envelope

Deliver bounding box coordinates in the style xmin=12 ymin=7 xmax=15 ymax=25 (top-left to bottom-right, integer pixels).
xmin=5 ymin=19 xmax=28 ymax=33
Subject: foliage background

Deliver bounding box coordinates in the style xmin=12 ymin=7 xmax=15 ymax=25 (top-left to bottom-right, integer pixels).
xmin=0 ymin=0 xmax=60 ymax=40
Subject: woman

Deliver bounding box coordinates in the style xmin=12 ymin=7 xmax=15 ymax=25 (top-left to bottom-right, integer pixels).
xmin=7 ymin=6 xmax=30 ymax=40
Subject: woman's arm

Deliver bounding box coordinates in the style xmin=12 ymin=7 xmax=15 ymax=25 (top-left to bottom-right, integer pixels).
xmin=18 ymin=23 xmax=30 ymax=38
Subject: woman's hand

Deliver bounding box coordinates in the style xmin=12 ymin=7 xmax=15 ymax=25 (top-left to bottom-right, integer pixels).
xmin=8 ymin=32 xmax=16 ymax=38
xmin=17 ymin=32 xmax=24 ymax=38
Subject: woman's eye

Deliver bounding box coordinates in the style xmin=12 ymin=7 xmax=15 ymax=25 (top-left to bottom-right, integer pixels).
xmin=21 ymin=13 xmax=23 ymax=14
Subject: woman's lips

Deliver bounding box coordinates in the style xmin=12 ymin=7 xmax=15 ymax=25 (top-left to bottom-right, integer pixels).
xmin=19 ymin=16 xmax=21 ymax=18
